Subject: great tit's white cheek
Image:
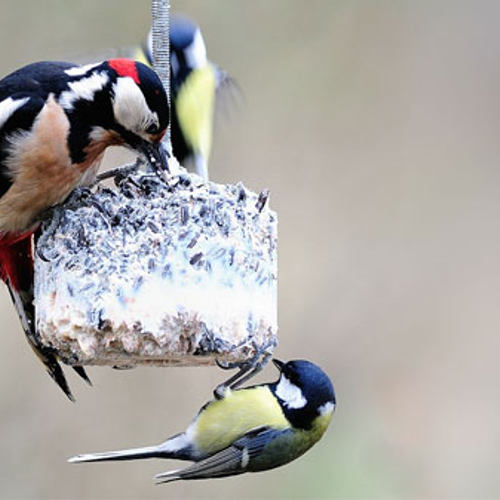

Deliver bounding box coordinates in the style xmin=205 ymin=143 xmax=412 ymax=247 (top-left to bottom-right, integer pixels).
xmin=184 ymin=29 xmax=208 ymax=69
xmin=318 ymin=401 xmax=335 ymax=416
xmin=275 ymin=375 xmax=307 ymax=409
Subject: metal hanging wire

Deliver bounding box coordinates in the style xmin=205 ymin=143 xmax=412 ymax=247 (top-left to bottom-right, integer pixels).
xmin=151 ymin=0 xmax=172 ymax=153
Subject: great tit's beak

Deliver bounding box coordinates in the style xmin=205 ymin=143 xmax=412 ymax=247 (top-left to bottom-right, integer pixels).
xmin=140 ymin=141 xmax=170 ymax=175
xmin=273 ymin=359 xmax=285 ymax=372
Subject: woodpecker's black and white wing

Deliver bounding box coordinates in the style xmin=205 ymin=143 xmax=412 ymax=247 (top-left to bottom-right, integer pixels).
xmin=154 ymin=427 xmax=292 ymax=484
xmin=0 ymin=62 xmax=79 ymax=196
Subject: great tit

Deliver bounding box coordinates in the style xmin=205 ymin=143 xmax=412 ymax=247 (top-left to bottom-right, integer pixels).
xmin=134 ymin=15 xmax=237 ymax=181
xmin=69 ymin=359 xmax=336 ymax=483
xmin=0 ymin=59 xmax=170 ymax=400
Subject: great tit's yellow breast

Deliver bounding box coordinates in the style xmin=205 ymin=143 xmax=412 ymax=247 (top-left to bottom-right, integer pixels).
xmin=175 ymin=65 xmax=216 ymax=162
xmin=193 ymin=386 xmax=288 ymax=455
xmin=302 ymin=412 xmax=333 ymax=449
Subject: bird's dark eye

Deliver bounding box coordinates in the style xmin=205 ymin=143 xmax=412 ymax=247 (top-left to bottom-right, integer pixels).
xmin=146 ymin=124 xmax=159 ymax=134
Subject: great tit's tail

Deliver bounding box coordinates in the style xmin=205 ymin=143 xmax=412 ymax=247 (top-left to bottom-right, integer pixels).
xmin=68 ymin=445 xmax=163 ymax=463
xmin=68 ymin=432 xmax=193 ymax=464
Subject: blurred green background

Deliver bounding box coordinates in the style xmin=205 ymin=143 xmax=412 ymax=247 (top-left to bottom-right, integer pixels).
xmin=1 ymin=0 xmax=500 ymax=498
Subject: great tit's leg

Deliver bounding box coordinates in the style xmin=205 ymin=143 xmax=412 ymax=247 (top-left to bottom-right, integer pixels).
xmin=214 ymin=340 xmax=276 ymax=399
xmin=214 ymin=362 xmax=254 ymax=399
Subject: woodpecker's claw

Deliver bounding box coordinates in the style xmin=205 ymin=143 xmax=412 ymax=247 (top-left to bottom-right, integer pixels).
xmin=92 ymin=159 xmax=142 ymax=186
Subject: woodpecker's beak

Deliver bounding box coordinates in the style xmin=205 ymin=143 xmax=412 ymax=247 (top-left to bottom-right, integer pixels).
xmin=273 ymin=359 xmax=285 ymax=372
xmin=140 ymin=141 xmax=170 ymax=174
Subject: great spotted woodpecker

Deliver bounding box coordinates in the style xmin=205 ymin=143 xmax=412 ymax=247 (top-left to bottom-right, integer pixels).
xmin=0 ymin=58 xmax=170 ymax=400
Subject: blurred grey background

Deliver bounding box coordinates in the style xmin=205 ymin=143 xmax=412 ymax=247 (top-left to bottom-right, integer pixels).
xmin=1 ymin=0 xmax=500 ymax=498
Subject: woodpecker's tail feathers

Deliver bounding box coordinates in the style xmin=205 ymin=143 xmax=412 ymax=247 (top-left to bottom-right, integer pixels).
xmin=72 ymin=366 xmax=93 ymax=386
xmin=44 ymin=352 xmax=76 ymax=402
xmin=6 ymin=278 xmax=76 ymax=401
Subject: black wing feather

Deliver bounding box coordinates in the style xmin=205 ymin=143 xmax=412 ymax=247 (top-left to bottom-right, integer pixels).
xmin=155 ymin=427 xmax=291 ymax=483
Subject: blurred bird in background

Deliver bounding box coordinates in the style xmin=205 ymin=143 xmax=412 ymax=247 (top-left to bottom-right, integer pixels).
xmin=0 ymin=59 xmax=170 ymax=400
xmin=133 ymin=14 xmax=239 ymax=181
xmin=69 ymin=359 xmax=336 ymax=483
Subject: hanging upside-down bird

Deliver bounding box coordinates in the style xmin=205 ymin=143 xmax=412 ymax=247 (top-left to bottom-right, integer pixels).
xmin=134 ymin=15 xmax=238 ymax=180
xmin=0 ymin=58 xmax=170 ymax=400
xmin=69 ymin=359 xmax=336 ymax=483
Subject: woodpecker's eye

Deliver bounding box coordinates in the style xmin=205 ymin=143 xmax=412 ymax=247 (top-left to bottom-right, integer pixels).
xmin=146 ymin=124 xmax=159 ymax=134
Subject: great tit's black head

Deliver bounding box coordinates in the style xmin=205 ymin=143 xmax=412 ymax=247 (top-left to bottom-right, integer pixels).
xmin=272 ymin=359 xmax=336 ymax=430
xmin=170 ymin=15 xmax=199 ymax=51
xmin=144 ymin=16 xmax=207 ymax=94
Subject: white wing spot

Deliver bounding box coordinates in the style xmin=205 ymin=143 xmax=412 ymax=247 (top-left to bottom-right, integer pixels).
xmin=275 ymin=375 xmax=307 ymax=409
xmin=59 ymin=71 xmax=109 ymax=109
xmin=0 ymin=97 xmax=29 ymax=130
xmin=64 ymin=63 xmax=100 ymax=77
xmin=241 ymin=448 xmax=250 ymax=469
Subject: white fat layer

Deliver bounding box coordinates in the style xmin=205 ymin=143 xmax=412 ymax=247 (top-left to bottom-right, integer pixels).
xmin=318 ymin=401 xmax=335 ymax=416
xmin=275 ymin=375 xmax=307 ymax=409
xmin=184 ymin=29 xmax=207 ymax=69
xmin=112 ymin=77 xmax=159 ymax=136
xmin=64 ymin=63 xmax=100 ymax=77
xmin=59 ymin=71 xmax=109 ymax=109
xmin=0 ymin=97 xmax=29 ymax=130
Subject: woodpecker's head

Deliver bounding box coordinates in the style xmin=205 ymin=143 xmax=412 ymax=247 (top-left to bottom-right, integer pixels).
xmin=60 ymin=59 xmax=169 ymax=171
xmin=106 ymin=59 xmax=169 ymax=170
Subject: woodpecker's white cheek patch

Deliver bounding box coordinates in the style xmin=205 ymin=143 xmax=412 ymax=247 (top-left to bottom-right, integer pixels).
xmin=275 ymin=375 xmax=307 ymax=409
xmin=112 ymin=77 xmax=159 ymax=136
xmin=0 ymin=97 xmax=29 ymax=130
xmin=59 ymin=71 xmax=109 ymax=109
xmin=318 ymin=401 xmax=335 ymax=416
xmin=184 ymin=29 xmax=207 ymax=69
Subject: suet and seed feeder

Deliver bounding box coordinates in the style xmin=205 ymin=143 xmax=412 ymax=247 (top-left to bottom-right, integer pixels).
xmin=33 ymin=1 xmax=278 ymax=369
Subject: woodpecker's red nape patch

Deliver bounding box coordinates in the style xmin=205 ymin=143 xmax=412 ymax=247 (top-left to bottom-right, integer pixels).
xmin=108 ymin=59 xmax=140 ymax=84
